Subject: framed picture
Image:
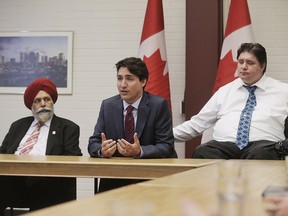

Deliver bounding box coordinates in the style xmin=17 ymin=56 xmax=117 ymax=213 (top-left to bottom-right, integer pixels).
xmin=0 ymin=31 xmax=73 ymax=94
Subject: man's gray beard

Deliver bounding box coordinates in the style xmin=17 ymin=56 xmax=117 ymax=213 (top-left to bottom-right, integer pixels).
xmin=32 ymin=107 xmax=54 ymax=123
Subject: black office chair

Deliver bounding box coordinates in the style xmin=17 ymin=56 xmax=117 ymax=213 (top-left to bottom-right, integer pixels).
xmin=1 ymin=176 xmax=76 ymax=216
xmin=274 ymin=116 xmax=288 ymax=160
xmin=0 ymin=176 xmax=30 ymax=216
xmin=284 ymin=116 xmax=288 ymax=138
xmin=5 ymin=206 xmax=29 ymax=216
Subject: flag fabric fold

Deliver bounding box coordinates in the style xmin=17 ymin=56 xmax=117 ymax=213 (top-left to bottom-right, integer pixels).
xmin=213 ymin=0 xmax=255 ymax=93
xmin=138 ymin=0 xmax=172 ymax=110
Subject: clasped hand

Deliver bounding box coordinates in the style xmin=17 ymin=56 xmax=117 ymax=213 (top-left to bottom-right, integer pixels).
xmin=100 ymin=132 xmax=141 ymax=157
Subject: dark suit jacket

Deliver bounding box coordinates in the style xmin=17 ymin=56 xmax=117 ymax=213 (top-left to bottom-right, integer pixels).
xmin=88 ymin=91 xmax=177 ymax=158
xmin=0 ymin=114 xmax=82 ymax=210
xmin=88 ymin=92 xmax=177 ymax=192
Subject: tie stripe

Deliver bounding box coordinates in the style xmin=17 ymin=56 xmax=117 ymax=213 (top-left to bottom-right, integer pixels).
xmin=20 ymin=121 xmax=44 ymax=154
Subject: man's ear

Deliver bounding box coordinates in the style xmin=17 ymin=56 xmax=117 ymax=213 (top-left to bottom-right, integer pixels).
xmin=141 ymin=79 xmax=147 ymax=88
xmin=261 ymin=63 xmax=266 ymax=73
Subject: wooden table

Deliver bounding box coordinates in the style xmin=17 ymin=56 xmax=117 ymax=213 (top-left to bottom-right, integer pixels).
xmin=0 ymin=154 xmax=222 ymax=179
xmin=24 ymin=160 xmax=286 ymax=216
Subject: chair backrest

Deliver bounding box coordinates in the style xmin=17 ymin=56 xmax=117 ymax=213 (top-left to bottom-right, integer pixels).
xmin=284 ymin=116 xmax=288 ymax=138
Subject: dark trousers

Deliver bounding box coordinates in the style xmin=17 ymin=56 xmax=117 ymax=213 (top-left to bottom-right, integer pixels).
xmin=95 ymin=178 xmax=147 ymax=193
xmin=192 ymin=140 xmax=279 ymax=160
xmin=0 ymin=176 xmax=77 ymax=215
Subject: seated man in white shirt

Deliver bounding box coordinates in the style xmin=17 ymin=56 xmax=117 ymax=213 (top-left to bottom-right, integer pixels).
xmin=0 ymin=78 xmax=82 ymax=214
xmin=173 ymin=43 xmax=288 ymax=160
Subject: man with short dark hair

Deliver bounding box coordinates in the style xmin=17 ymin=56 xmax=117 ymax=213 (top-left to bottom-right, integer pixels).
xmin=88 ymin=57 xmax=177 ymax=192
xmin=174 ymin=43 xmax=288 ymax=160
xmin=0 ymin=78 xmax=82 ymax=214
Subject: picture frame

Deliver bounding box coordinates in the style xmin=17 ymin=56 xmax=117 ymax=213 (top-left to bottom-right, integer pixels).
xmin=0 ymin=31 xmax=73 ymax=94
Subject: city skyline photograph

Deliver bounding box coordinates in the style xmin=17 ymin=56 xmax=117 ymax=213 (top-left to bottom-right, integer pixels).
xmin=0 ymin=32 xmax=73 ymax=94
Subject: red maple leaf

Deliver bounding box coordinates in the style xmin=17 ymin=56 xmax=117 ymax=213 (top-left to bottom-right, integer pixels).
xmin=143 ymin=49 xmax=171 ymax=109
xmin=213 ymin=50 xmax=238 ymax=93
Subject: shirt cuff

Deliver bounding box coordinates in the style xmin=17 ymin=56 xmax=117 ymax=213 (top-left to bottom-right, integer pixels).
xmin=97 ymin=149 xmax=103 ymax=158
xmin=134 ymin=147 xmax=143 ymax=159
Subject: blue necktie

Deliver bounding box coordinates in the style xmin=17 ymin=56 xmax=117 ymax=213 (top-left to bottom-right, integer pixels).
xmin=236 ymin=86 xmax=257 ymax=150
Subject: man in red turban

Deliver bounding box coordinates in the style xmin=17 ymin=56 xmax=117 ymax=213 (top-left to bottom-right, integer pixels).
xmin=24 ymin=78 xmax=58 ymax=124
xmin=24 ymin=78 xmax=58 ymax=110
xmin=0 ymin=78 xmax=82 ymax=214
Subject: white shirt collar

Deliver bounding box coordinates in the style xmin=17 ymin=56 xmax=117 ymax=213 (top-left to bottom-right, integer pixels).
xmin=235 ymin=74 xmax=267 ymax=91
xmin=123 ymin=96 xmax=142 ymax=110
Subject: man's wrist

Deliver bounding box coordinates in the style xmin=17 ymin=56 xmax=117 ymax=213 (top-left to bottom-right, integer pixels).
xmin=133 ymin=147 xmax=143 ymax=158
xmin=98 ymin=149 xmax=104 ymax=158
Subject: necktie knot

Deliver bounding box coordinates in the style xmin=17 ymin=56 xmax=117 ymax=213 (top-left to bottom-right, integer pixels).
xmin=244 ymin=85 xmax=257 ymax=94
xmin=126 ymin=105 xmax=134 ymax=114
xmin=36 ymin=121 xmax=44 ymax=127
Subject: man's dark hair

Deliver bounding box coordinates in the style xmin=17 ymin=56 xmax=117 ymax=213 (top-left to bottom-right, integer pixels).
xmin=115 ymin=57 xmax=149 ymax=82
xmin=237 ymin=43 xmax=267 ymax=73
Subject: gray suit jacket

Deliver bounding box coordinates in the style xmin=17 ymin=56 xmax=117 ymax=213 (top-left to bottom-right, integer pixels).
xmin=88 ymin=92 xmax=177 ymax=158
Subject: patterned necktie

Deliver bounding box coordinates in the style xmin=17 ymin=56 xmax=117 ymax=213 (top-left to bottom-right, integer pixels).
xmin=20 ymin=121 xmax=44 ymax=155
xmin=125 ymin=105 xmax=135 ymax=143
xmin=236 ymin=86 xmax=257 ymax=150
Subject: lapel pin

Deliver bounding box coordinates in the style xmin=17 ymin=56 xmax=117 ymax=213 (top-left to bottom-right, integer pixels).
xmin=52 ymin=131 xmax=56 ymax=135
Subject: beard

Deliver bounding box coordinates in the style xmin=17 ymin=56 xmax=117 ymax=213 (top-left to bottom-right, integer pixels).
xmin=32 ymin=106 xmax=54 ymax=123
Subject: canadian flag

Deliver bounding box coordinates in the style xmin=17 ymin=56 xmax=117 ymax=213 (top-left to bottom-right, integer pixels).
xmin=138 ymin=0 xmax=172 ymax=110
xmin=213 ymin=0 xmax=255 ymax=93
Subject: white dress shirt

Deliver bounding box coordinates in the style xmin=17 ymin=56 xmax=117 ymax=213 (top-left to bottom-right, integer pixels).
xmin=173 ymin=75 xmax=288 ymax=143
xmin=123 ymin=97 xmax=141 ymax=128
xmin=15 ymin=118 xmax=51 ymax=155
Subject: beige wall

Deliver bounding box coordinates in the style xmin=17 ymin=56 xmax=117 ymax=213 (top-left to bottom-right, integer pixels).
xmin=0 ymin=0 xmax=186 ymax=199
xmin=0 ymin=0 xmax=287 ymax=199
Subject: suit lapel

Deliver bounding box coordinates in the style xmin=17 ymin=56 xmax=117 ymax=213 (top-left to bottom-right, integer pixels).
xmin=46 ymin=114 xmax=59 ymax=154
xmin=136 ymin=92 xmax=150 ymax=138
xmin=113 ymin=98 xmax=125 ymax=138
xmin=10 ymin=118 xmax=34 ymax=153
xmin=113 ymin=93 xmax=150 ymax=139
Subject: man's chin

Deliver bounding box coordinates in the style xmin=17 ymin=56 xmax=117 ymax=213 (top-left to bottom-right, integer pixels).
xmin=120 ymin=95 xmax=129 ymax=101
xmin=239 ymin=75 xmax=251 ymax=83
xmin=35 ymin=111 xmax=53 ymax=122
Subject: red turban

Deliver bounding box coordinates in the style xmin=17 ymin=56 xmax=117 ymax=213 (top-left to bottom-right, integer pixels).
xmin=24 ymin=78 xmax=58 ymax=109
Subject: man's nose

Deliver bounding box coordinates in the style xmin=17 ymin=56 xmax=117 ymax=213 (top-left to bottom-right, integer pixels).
xmin=121 ymin=79 xmax=127 ymax=87
xmin=40 ymin=99 xmax=47 ymax=106
xmin=242 ymin=63 xmax=248 ymax=70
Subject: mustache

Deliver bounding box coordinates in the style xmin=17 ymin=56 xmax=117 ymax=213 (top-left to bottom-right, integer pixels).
xmin=35 ymin=107 xmax=53 ymax=114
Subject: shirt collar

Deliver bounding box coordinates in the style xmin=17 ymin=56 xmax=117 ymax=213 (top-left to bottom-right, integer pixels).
xmin=253 ymin=74 xmax=267 ymax=90
xmin=123 ymin=96 xmax=142 ymax=110
xmin=236 ymin=74 xmax=267 ymax=91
